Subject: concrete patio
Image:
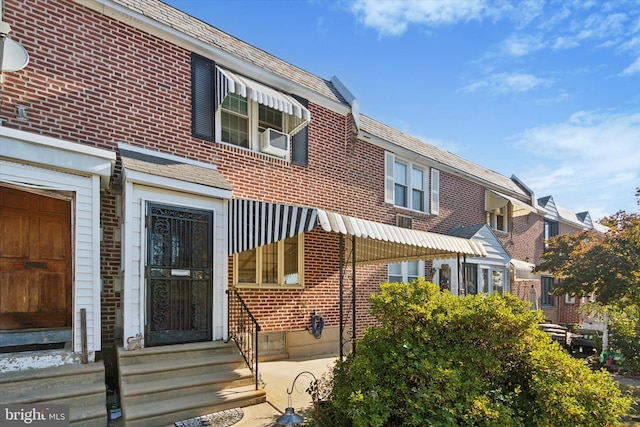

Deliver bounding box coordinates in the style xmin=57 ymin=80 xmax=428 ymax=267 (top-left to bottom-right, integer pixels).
xmin=233 ymin=355 xmax=337 ymax=427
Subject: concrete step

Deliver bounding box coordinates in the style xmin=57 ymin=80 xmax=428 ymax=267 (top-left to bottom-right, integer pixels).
xmin=117 ymin=341 xmax=239 ymax=366
xmin=123 ymin=387 xmax=266 ymax=427
xmin=121 ymin=368 xmax=256 ymax=406
xmin=118 ymin=341 xmax=262 ymax=426
xmin=0 ymin=362 xmax=107 ymax=426
xmin=0 ymin=362 xmax=104 ymax=394
xmin=119 ymin=353 xmax=247 ymax=383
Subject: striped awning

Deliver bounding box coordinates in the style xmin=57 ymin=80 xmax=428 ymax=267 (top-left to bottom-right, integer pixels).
xmin=229 ymin=199 xmax=317 ymax=253
xmin=230 ymin=199 xmax=487 ymax=264
xmin=316 ymin=209 xmax=487 ymax=265
xmin=215 ymin=66 xmax=310 ymax=135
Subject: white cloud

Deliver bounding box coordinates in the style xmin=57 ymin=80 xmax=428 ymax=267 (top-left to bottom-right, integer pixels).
xmin=535 ymin=89 xmax=572 ymax=105
xmin=348 ymin=0 xmax=508 ymax=37
xmin=513 ymin=111 xmax=640 ymax=216
xmin=460 ymin=72 xmax=549 ymax=94
xmin=621 ymin=57 xmax=640 ymax=76
xmin=502 ymin=34 xmax=545 ymax=56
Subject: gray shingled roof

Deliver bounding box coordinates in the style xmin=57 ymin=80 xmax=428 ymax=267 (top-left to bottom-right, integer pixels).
xmin=107 ymin=0 xmax=527 ymax=199
xmin=109 ymin=0 xmax=347 ymax=106
xmin=359 ymin=115 xmax=528 ymax=197
xmin=120 ymin=148 xmax=233 ymax=190
xmin=449 ymin=224 xmax=485 ymax=239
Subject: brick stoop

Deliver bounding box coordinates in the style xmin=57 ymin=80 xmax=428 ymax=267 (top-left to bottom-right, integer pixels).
xmin=0 ymin=361 xmax=107 ymax=426
xmin=117 ymin=341 xmax=266 ymax=427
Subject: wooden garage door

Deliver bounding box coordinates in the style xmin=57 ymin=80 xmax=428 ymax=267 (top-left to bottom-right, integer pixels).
xmin=0 ymin=186 xmax=72 ymax=330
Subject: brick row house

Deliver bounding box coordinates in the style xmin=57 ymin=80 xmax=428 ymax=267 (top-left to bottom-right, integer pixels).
xmin=0 ymin=0 xmax=601 ymax=425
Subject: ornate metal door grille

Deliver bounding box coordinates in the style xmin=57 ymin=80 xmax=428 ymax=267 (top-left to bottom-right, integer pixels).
xmin=146 ymin=203 xmax=213 ymax=346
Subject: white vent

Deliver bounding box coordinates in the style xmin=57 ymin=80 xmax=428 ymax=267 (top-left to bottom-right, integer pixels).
xmin=260 ymin=128 xmax=289 ymax=157
xmin=396 ymin=214 xmax=413 ymax=229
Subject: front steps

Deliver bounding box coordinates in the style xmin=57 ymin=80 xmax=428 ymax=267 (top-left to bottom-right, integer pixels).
xmin=117 ymin=341 xmax=266 ymax=427
xmin=0 ymin=361 xmax=107 ymax=426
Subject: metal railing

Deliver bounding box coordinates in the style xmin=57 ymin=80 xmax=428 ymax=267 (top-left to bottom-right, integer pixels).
xmin=226 ymin=289 xmax=261 ymax=389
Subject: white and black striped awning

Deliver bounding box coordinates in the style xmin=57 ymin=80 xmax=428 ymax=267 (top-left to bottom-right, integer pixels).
xmin=229 ymin=199 xmax=487 ymax=264
xmin=215 ymin=66 xmax=310 ymax=135
xmin=229 ymin=199 xmax=317 ymax=253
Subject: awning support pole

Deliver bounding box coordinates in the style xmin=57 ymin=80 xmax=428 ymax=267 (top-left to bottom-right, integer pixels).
xmin=339 ymin=235 xmax=344 ymax=360
xmin=457 ymin=253 xmax=463 ymax=296
xmin=352 ymin=234 xmax=357 ymax=356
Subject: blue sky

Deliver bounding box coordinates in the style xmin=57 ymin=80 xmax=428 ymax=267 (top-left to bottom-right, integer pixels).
xmin=165 ymin=0 xmax=640 ymax=221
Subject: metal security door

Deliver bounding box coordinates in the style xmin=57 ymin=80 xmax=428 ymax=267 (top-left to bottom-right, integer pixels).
xmin=146 ymin=203 xmax=213 ymax=346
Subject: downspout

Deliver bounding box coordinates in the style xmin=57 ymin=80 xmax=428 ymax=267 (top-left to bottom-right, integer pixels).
xmin=339 ymin=235 xmax=344 ymax=360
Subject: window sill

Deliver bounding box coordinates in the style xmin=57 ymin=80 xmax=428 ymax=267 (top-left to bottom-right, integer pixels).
xmin=392 ymin=206 xmax=431 ymax=218
xmin=217 ymin=140 xmax=291 ymax=163
xmin=235 ymin=284 xmax=304 ymax=290
xmin=490 ymin=228 xmax=509 ymax=234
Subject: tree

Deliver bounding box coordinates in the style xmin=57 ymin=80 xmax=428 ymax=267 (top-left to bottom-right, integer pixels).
xmin=536 ymin=189 xmax=640 ymax=306
xmin=322 ymin=280 xmax=629 ymax=427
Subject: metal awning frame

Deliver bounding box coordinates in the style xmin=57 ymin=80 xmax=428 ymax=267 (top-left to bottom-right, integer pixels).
xmin=229 ymin=199 xmax=488 ymax=359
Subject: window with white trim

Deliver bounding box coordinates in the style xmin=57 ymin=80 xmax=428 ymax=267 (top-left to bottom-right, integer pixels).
xmin=487 ymin=207 xmax=507 ymax=232
xmin=385 ymin=152 xmax=439 ymax=214
xmin=492 ymin=268 xmax=505 ymax=296
xmin=388 ymin=261 xmax=424 ymax=283
xmin=464 ymin=263 xmax=478 ymax=295
xmin=191 ymin=53 xmax=310 ymax=165
xmin=219 ymin=93 xmax=286 ymax=151
xmin=235 ymin=235 xmax=304 ymax=288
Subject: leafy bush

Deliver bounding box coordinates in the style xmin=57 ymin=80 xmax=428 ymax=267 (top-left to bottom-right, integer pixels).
xmin=321 ymin=279 xmax=630 ymax=427
xmin=608 ymin=305 xmax=640 ymax=372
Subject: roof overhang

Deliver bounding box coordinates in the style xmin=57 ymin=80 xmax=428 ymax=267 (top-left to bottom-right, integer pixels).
xmin=230 ymin=199 xmax=487 ymax=264
xmin=119 ymin=143 xmax=233 ymax=199
xmin=0 ymin=126 xmax=115 ymax=187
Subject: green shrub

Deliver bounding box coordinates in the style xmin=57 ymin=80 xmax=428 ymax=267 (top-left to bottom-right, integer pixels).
xmin=323 ymin=279 xmax=630 ymax=426
xmin=607 ymin=306 xmax=640 ymax=372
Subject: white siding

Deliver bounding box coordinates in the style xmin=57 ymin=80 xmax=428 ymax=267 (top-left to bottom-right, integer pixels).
xmin=1 ymin=159 xmax=102 ymax=355
xmin=433 ymin=225 xmax=510 ymax=296
xmin=122 ymin=184 xmax=228 ymax=346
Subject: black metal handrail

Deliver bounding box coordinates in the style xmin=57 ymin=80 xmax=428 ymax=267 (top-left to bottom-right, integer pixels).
xmin=226 ymin=288 xmax=261 ymax=389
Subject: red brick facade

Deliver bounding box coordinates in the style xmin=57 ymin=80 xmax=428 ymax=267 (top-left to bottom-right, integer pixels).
xmin=1 ymin=0 xmax=589 ymax=348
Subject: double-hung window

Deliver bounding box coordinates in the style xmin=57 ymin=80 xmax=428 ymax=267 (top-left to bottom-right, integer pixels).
xmin=388 ymin=261 xmax=424 ymax=283
xmin=385 ymin=152 xmax=439 ymax=214
xmin=191 ymin=53 xmax=310 ymax=165
xmin=487 ymin=207 xmax=507 ymax=232
xmin=235 ymin=235 xmax=304 ymax=288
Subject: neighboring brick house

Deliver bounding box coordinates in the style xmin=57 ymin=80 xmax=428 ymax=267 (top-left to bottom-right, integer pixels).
xmin=0 ymin=0 xmax=483 ymax=368
xmin=536 ymin=195 xmax=599 ymax=326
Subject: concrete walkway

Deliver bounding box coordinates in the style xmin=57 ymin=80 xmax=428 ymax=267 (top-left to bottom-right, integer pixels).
xmin=234 ymin=355 xmax=337 ymax=427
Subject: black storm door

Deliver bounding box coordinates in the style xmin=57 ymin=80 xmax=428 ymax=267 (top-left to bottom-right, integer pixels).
xmin=146 ymin=203 xmax=213 ymax=346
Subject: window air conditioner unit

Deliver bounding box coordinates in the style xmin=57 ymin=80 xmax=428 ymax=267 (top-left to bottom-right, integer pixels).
xmin=260 ymin=128 xmax=289 ymax=157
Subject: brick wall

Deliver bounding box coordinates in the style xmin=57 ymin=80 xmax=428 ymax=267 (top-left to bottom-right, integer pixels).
xmin=2 ymin=0 xmax=552 ymax=344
